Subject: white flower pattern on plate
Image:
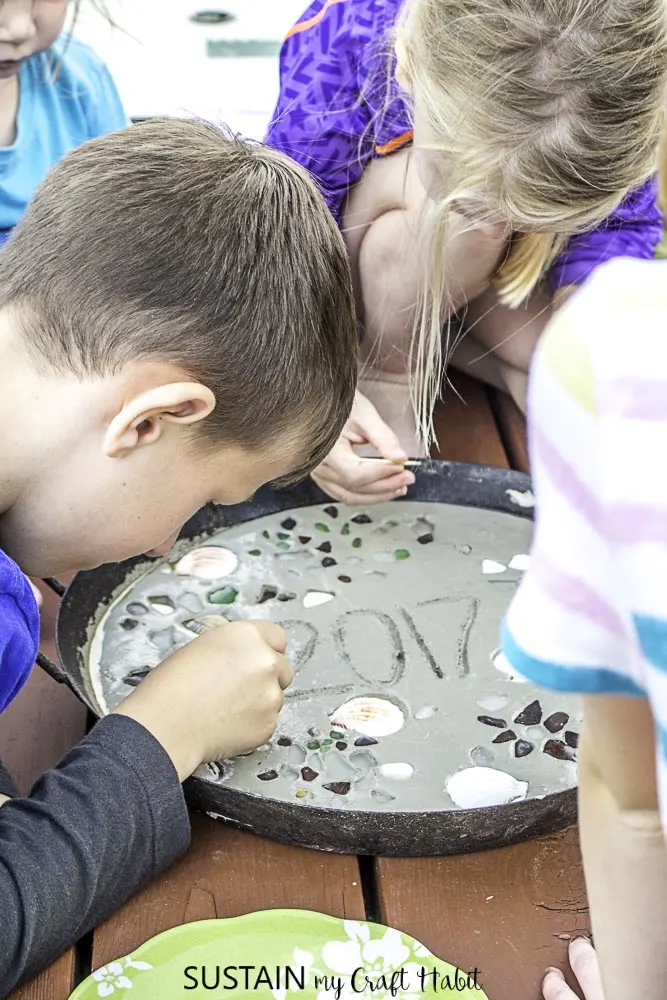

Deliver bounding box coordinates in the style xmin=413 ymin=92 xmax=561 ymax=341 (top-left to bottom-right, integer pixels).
xmin=272 ymin=922 xmax=432 ymax=1000
xmin=91 ymin=956 xmax=153 ymax=996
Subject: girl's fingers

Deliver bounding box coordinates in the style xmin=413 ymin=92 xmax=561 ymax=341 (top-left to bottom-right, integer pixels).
xmin=312 ymin=471 xmax=406 ymax=507
xmin=542 ymin=968 xmax=577 ymax=1000
xmin=542 ymin=940 xmax=604 ymax=1000
xmin=568 ymin=939 xmax=605 ymax=1000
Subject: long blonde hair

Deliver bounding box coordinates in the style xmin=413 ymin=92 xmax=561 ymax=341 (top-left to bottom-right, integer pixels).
xmin=398 ymin=0 xmax=667 ymax=445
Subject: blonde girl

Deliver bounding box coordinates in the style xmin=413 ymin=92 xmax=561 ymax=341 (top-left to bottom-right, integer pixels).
xmin=266 ymin=0 xmax=667 ymax=506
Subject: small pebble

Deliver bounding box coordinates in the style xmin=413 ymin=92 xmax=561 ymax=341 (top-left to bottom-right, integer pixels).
xmin=338 ymin=575 xmax=352 ymax=583
xmin=336 ymin=741 xmax=347 ymax=750
xmin=298 ymin=536 xmax=311 ymax=545
xmin=417 ymin=533 xmax=434 ymax=545
xmin=564 ymin=731 xmax=579 ymax=748
xmin=277 ymin=736 xmax=292 ymax=747
xmin=301 ymin=767 xmax=318 ymax=782
xmin=317 ymin=541 xmax=332 ymax=553
xmin=544 ymin=711 xmax=569 ymax=733
xmin=351 ymin=514 xmax=372 ymax=524
xmin=354 ymin=736 xmax=378 ymax=747
xmin=544 ymin=739 xmax=576 ymax=761
xmin=492 ymin=730 xmax=516 ymax=744
xmin=514 ymin=701 xmax=542 ymax=726
xmin=477 ymin=715 xmax=508 ymax=729
xmin=515 ymin=740 xmax=534 ymax=758
xmin=322 ymin=557 xmax=337 ymax=568
xmin=257 ymin=770 xmax=278 ymax=781
xmin=323 ymin=781 xmax=351 ymax=795
xmin=324 ymin=505 xmax=339 ymax=518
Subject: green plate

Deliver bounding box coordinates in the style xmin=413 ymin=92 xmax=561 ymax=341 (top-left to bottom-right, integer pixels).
xmin=68 ymin=909 xmax=488 ymax=999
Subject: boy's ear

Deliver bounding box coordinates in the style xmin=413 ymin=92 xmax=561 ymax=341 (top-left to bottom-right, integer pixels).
xmin=104 ymin=382 xmax=216 ymax=457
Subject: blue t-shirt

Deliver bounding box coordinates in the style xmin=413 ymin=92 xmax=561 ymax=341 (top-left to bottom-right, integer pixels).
xmin=0 ymin=549 xmax=39 ymax=713
xmin=0 ymin=36 xmax=128 ymax=248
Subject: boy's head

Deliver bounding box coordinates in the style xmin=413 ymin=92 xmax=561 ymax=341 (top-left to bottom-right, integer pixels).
xmin=0 ymin=119 xmax=357 ymax=576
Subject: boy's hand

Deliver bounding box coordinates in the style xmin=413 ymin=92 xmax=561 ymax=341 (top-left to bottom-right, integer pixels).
xmin=543 ymin=939 xmax=603 ymax=1000
xmin=312 ymin=391 xmax=415 ymax=505
xmin=113 ymin=620 xmax=293 ymax=781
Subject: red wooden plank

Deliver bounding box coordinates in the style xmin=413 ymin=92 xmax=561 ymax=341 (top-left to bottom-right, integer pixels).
xmin=92 ymin=814 xmax=367 ymax=968
xmin=489 ymin=390 xmax=530 ymax=474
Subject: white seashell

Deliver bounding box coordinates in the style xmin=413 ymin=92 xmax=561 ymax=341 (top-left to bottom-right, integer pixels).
xmin=491 ymin=649 xmax=527 ymax=683
xmin=509 ymin=553 xmax=531 ymax=572
xmin=447 ymin=766 xmax=528 ymax=809
xmin=175 ymin=546 xmax=238 ymax=580
xmin=378 ymin=762 xmax=414 ymax=781
xmin=482 ymin=559 xmax=506 ymax=575
xmin=303 ymin=591 xmax=335 ymax=608
xmin=330 ymin=696 xmax=405 ymax=738
xmin=505 ymin=489 xmax=535 ymax=508
xmin=414 ymin=704 xmax=438 ymax=720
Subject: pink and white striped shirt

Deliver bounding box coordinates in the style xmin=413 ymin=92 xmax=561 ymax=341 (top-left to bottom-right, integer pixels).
xmin=502 ymin=257 xmax=667 ymax=822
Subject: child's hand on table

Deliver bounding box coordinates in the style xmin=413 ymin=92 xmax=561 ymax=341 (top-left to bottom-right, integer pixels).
xmin=113 ymin=619 xmax=293 ymax=781
xmin=543 ymin=939 xmax=603 ymax=1000
xmin=312 ymin=391 xmax=415 ymax=505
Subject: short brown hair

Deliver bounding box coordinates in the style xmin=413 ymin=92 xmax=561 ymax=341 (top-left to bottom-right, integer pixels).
xmin=1 ymin=118 xmax=357 ymax=478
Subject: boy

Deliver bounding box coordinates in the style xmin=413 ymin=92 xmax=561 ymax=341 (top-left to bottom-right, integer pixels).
xmin=0 ymin=117 xmax=357 ymax=995
xmin=501 ymin=256 xmax=667 ymax=1000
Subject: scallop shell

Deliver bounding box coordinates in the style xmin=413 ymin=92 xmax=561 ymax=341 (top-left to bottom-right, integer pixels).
xmin=446 ymin=766 xmax=528 ymax=809
xmin=175 ymin=546 xmax=238 ymax=580
xmin=329 ymin=696 xmax=405 ymax=738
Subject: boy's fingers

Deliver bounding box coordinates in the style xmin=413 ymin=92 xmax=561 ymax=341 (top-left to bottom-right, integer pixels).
xmin=274 ymin=653 xmax=295 ymax=690
xmin=246 ymin=619 xmax=288 ymax=655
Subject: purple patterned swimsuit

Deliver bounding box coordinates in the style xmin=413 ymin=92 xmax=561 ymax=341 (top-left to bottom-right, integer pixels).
xmin=266 ymin=0 xmax=663 ymax=289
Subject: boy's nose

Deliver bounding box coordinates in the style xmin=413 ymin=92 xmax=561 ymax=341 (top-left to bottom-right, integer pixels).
xmin=0 ymin=2 xmax=37 ymax=46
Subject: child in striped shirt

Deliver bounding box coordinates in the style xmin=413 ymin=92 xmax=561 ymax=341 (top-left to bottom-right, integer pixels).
xmin=502 ymin=256 xmax=667 ymax=1000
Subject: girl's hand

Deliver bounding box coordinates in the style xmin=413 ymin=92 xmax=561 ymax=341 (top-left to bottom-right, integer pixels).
xmin=311 ymin=391 xmax=415 ymax=505
xmin=543 ymin=939 xmax=603 ymax=1000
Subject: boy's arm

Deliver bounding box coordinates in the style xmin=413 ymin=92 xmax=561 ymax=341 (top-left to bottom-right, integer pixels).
xmin=0 ymin=713 xmax=190 ymax=996
xmin=578 ymin=695 xmax=667 ymax=1000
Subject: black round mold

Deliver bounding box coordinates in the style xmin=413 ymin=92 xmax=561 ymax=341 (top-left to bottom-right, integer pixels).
xmin=54 ymin=460 xmax=575 ymax=856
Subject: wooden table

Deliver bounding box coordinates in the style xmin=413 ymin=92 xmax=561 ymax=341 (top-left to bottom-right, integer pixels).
xmin=1 ymin=376 xmax=589 ymax=1000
